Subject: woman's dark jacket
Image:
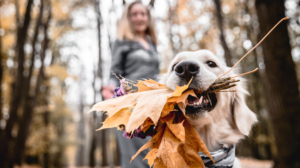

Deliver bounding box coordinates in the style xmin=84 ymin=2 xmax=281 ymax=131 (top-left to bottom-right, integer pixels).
xmin=109 ymin=39 xmax=160 ymax=168
xmin=109 ymin=39 xmax=160 ymax=86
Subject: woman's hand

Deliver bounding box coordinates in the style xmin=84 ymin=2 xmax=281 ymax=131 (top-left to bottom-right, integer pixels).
xmin=102 ymin=83 xmax=115 ymax=99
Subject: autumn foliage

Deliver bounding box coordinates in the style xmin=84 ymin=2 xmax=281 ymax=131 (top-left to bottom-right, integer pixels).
xmin=89 ymin=79 xmax=214 ymax=168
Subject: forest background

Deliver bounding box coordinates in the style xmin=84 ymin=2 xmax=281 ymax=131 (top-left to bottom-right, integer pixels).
xmin=0 ymin=0 xmax=300 ymax=168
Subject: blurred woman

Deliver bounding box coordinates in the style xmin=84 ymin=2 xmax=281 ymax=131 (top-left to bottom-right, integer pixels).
xmin=103 ymin=2 xmax=159 ymax=168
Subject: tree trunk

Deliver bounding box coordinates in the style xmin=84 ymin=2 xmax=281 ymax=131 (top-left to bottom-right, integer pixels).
xmin=0 ymin=0 xmax=34 ymax=167
xmin=0 ymin=0 xmax=3 ymax=136
xmin=89 ymin=107 xmax=97 ymax=167
xmin=245 ymin=3 xmax=273 ymax=159
xmin=11 ymin=2 xmax=51 ymax=166
xmin=42 ymin=110 xmax=50 ymax=168
xmin=89 ymin=69 xmax=98 ymax=167
xmin=235 ymin=1 xmax=273 ymax=159
xmin=213 ymin=0 xmax=232 ymax=67
xmin=23 ymin=0 xmax=43 ymax=102
xmin=94 ymin=0 xmax=110 ymax=166
xmin=167 ymin=0 xmax=180 ymax=56
xmin=75 ymin=66 xmax=86 ymax=166
xmin=255 ymin=0 xmax=300 ymax=167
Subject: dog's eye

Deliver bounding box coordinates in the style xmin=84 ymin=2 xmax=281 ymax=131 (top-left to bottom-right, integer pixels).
xmin=206 ymin=61 xmax=217 ymax=68
xmin=172 ymin=63 xmax=178 ymax=71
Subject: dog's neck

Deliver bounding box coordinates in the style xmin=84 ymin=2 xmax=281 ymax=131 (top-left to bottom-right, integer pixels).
xmin=199 ymin=145 xmax=236 ymax=168
xmin=188 ymin=112 xmax=244 ymax=152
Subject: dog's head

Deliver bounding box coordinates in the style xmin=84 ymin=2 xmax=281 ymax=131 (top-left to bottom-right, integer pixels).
xmin=159 ymin=50 xmax=257 ymax=137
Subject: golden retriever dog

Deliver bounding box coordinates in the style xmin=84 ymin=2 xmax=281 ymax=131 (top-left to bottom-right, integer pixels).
xmin=159 ymin=50 xmax=257 ymax=168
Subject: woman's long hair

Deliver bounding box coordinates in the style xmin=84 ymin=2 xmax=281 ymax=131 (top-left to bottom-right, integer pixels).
xmin=117 ymin=2 xmax=157 ymax=45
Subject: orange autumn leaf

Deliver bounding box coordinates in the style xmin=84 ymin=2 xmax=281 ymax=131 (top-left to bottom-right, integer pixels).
xmin=177 ymin=102 xmax=186 ymax=115
xmin=155 ymin=126 xmax=189 ymax=168
xmin=126 ymin=89 xmax=173 ymax=132
xmin=132 ymin=112 xmax=214 ymax=168
xmin=143 ymin=148 xmax=158 ymax=167
xmin=88 ymin=93 xmax=138 ymax=117
xmin=160 ymin=111 xmax=175 ymax=123
xmin=178 ymin=120 xmax=214 ymax=168
xmin=170 ymin=77 xmax=193 ymax=98
xmin=131 ymin=125 xmax=165 ymax=162
xmin=166 ymin=120 xmax=185 ymax=143
xmin=140 ymin=117 xmax=154 ymax=132
xmin=167 ymin=90 xmax=196 ymax=104
xmin=89 ymin=88 xmax=172 ymax=119
xmin=136 ymin=79 xmax=169 ymax=92
xmin=97 ymin=107 xmax=132 ymax=130
xmin=161 ymin=103 xmax=176 ymax=118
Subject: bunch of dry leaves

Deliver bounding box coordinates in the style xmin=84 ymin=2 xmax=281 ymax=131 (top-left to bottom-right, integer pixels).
xmin=89 ymin=78 xmax=215 ymax=168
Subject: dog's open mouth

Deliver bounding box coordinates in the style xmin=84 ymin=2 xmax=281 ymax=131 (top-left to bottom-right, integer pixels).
xmin=185 ymin=89 xmax=217 ymax=115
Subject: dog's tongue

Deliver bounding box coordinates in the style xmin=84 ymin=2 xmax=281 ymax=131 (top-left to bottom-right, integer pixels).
xmin=188 ymin=96 xmax=199 ymax=104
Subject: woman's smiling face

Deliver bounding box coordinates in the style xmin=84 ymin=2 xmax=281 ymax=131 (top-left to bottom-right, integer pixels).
xmin=129 ymin=3 xmax=148 ymax=34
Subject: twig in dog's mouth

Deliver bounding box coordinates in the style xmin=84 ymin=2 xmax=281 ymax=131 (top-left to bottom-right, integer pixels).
xmin=204 ymin=68 xmax=258 ymax=94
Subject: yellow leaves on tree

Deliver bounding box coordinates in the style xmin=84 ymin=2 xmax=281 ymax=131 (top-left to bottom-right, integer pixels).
xmin=45 ymin=65 xmax=70 ymax=80
xmin=89 ymin=79 xmax=214 ymax=168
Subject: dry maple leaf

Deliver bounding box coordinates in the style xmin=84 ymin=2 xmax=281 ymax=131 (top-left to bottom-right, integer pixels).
xmin=155 ymin=126 xmax=190 ymax=168
xmin=136 ymin=79 xmax=169 ymax=92
xmin=126 ymin=89 xmax=173 ymax=132
xmin=97 ymin=107 xmax=133 ymax=130
xmin=131 ymin=111 xmax=214 ymax=168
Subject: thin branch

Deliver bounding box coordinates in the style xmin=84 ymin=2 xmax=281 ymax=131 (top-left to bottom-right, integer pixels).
xmin=231 ymin=68 xmax=259 ymax=79
xmin=218 ymin=17 xmax=289 ymax=79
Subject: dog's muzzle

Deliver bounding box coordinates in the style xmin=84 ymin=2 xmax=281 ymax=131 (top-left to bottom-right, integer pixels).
xmin=174 ymin=61 xmax=218 ymax=116
xmin=185 ymin=90 xmax=217 ymax=116
xmin=174 ymin=61 xmax=199 ymax=83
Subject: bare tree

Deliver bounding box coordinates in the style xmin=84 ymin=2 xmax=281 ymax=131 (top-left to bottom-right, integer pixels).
xmin=213 ymin=0 xmax=232 ymax=67
xmin=75 ymin=65 xmax=86 ymax=166
xmin=0 ymin=0 xmax=34 ymax=167
xmin=255 ymin=0 xmax=300 ymax=167
xmin=89 ymin=0 xmax=108 ymax=166
xmin=0 ymin=0 xmax=3 ymax=135
xmin=11 ymin=0 xmax=51 ymax=166
xmin=89 ymin=68 xmax=98 ymax=167
xmin=167 ymin=0 xmax=180 ymax=56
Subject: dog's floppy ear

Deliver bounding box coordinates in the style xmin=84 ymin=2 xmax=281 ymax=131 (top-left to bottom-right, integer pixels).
xmin=232 ymin=82 xmax=257 ymax=136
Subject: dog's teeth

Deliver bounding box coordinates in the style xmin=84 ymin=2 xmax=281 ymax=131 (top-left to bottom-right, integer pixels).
xmin=199 ymin=96 xmax=203 ymax=104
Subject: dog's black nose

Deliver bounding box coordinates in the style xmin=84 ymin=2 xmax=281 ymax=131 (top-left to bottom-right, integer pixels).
xmin=174 ymin=61 xmax=199 ymax=82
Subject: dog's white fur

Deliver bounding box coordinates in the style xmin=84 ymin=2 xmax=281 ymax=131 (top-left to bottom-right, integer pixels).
xmin=159 ymin=50 xmax=257 ymax=167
